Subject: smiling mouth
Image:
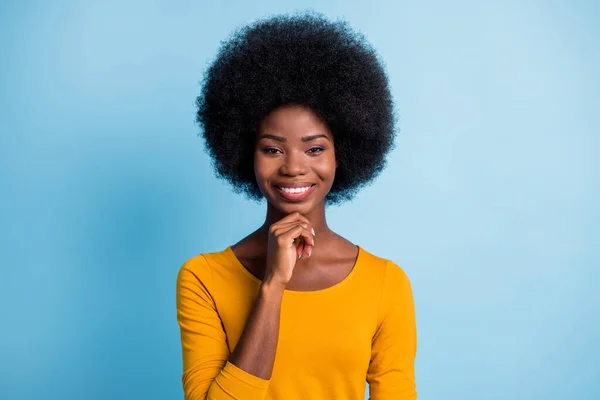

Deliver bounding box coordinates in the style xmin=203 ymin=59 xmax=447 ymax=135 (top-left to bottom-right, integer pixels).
xmin=273 ymin=184 xmax=317 ymax=201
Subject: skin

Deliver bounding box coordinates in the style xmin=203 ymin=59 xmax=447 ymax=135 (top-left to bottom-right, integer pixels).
xmin=225 ymin=104 xmax=359 ymax=382
xmin=233 ymin=104 xmax=359 ymax=289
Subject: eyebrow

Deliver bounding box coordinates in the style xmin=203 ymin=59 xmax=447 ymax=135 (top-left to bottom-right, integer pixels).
xmin=258 ymin=133 xmax=330 ymax=142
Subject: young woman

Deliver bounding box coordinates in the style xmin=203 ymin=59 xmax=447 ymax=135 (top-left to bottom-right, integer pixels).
xmin=176 ymin=11 xmax=418 ymax=400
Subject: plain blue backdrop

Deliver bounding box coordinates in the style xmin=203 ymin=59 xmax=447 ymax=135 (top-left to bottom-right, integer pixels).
xmin=1 ymin=1 xmax=598 ymax=399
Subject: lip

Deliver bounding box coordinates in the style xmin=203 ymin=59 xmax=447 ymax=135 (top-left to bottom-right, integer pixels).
xmin=273 ymin=183 xmax=316 ymax=202
xmin=274 ymin=181 xmax=315 ymax=188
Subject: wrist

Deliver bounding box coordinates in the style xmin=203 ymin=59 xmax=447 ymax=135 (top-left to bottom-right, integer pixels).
xmin=260 ymin=279 xmax=286 ymax=300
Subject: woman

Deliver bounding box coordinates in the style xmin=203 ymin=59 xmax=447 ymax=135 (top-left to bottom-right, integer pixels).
xmin=176 ymin=11 xmax=418 ymax=400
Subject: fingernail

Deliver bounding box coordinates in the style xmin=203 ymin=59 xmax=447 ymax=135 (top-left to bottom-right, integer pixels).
xmin=311 ymin=228 xmax=316 ymax=236
xmin=308 ymin=247 xmax=312 ymax=257
xmin=298 ymin=253 xmax=302 ymax=259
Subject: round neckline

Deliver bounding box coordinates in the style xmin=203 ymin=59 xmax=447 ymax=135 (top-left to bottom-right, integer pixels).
xmin=225 ymin=244 xmax=362 ymax=295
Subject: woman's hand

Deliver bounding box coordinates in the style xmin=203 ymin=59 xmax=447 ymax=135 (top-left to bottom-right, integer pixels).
xmin=264 ymin=211 xmax=315 ymax=289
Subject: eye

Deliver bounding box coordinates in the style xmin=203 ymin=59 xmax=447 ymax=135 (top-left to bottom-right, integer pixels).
xmin=307 ymin=147 xmax=324 ymax=154
xmin=262 ymin=147 xmax=281 ymax=154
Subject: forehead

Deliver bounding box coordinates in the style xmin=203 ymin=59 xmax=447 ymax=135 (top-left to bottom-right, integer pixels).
xmin=258 ymin=105 xmax=331 ymax=137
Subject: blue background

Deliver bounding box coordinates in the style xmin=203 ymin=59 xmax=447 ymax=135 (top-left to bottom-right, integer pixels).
xmin=1 ymin=1 xmax=598 ymax=399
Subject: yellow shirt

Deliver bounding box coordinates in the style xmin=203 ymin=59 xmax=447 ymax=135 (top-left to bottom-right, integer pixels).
xmin=176 ymin=245 xmax=418 ymax=399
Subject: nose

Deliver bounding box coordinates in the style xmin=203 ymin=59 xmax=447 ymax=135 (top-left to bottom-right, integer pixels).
xmin=280 ymin=149 xmax=308 ymax=176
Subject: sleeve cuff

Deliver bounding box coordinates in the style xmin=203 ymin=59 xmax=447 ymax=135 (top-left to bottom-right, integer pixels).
xmin=211 ymin=361 xmax=270 ymax=399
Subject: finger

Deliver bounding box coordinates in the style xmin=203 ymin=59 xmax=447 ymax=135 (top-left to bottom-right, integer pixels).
xmin=289 ymin=214 xmax=315 ymax=237
xmin=276 ymin=222 xmax=315 ymax=248
xmin=274 ymin=222 xmax=314 ymax=246
xmin=269 ymin=220 xmax=303 ymax=236
xmin=280 ymin=211 xmax=311 ymax=227
xmin=282 ymin=225 xmax=314 ymax=257
xmin=304 ymin=237 xmax=312 ymax=258
xmin=270 ymin=213 xmax=315 ymax=238
xmin=295 ymin=228 xmax=313 ymax=258
xmin=291 ymin=225 xmax=314 ymax=258
xmin=295 ymin=237 xmax=308 ymax=259
xmin=275 ymin=221 xmax=313 ymax=240
xmin=277 ymin=220 xmax=310 ymax=229
xmin=294 ymin=237 xmax=304 ymax=259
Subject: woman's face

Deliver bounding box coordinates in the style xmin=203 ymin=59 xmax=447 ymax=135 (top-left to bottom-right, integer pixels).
xmin=254 ymin=104 xmax=337 ymax=214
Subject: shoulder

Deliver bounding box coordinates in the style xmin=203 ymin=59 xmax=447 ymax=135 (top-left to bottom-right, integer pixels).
xmin=384 ymin=259 xmax=413 ymax=290
xmin=359 ymin=246 xmax=411 ymax=281
xmin=358 ymin=246 xmax=414 ymax=300
xmin=176 ymin=248 xmax=229 ymax=290
xmin=359 ymin=249 xmax=416 ymax=333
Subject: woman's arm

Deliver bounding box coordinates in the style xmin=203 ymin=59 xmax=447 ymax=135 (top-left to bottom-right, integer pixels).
xmin=177 ymin=258 xmax=275 ymax=400
xmin=177 ymin=213 xmax=315 ymax=400
xmin=366 ymin=260 xmax=418 ymax=400
xmin=228 ymin=280 xmax=284 ymax=379
xmin=228 ymin=213 xmax=315 ymax=381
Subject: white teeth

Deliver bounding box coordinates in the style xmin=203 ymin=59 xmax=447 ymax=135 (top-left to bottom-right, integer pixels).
xmin=279 ymin=186 xmax=311 ymax=193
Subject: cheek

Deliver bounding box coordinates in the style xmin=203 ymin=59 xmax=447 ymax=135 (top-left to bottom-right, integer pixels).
xmin=318 ymin=155 xmax=337 ymax=177
xmin=253 ymin=153 xmax=264 ymax=182
xmin=253 ymin=153 xmax=276 ymax=183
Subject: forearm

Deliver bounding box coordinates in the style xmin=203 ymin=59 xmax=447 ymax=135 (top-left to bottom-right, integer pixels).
xmin=228 ymin=280 xmax=284 ymax=380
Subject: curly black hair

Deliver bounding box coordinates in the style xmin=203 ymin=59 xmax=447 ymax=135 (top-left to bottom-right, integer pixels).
xmin=196 ymin=10 xmax=397 ymax=206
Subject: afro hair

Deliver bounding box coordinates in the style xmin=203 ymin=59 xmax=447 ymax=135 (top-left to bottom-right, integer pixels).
xmin=196 ymin=10 xmax=398 ymax=206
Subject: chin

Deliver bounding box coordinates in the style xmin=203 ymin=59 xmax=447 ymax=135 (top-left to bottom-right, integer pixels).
xmin=281 ymin=202 xmax=314 ymax=214
xmin=267 ymin=189 xmax=318 ymax=214
xmin=269 ymin=197 xmax=314 ymax=214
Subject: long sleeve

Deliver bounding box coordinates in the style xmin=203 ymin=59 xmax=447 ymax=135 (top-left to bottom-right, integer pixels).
xmin=176 ymin=255 xmax=271 ymax=400
xmin=366 ymin=260 xmax=418 ymax=400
